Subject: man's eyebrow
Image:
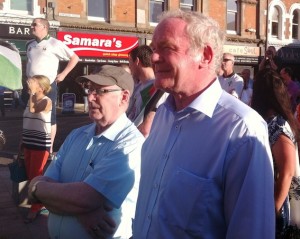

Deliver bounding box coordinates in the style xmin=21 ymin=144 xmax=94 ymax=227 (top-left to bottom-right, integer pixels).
xmin=157 ymin=40 xmax=176 ymax=49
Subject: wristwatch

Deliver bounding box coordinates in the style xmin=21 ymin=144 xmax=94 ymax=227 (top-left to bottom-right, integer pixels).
xmin=31 ymin=181 xmax=42 ymax=203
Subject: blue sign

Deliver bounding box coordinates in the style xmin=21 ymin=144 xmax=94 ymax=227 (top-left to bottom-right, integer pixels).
xmin=62 ymin=93 xmax=76 ymax=114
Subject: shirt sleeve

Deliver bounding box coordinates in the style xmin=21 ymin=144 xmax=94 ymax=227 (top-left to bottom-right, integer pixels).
xmin=224 ymin=134 xmax=275 ymax=238
xmin=53 ymin=39 xmax=76 ymax=61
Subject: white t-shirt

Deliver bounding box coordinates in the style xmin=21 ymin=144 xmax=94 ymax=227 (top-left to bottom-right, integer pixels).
xmin=218 ymin=73 xmax=244 ymax=98
xmin=26 ymin=37 xmax=75 ymax=84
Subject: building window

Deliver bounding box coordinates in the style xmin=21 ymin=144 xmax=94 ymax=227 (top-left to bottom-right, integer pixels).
xmin=180 ymin=0 xmax=194 ymax=12
xmin=11 ymin=0 xmax=32 ymax=11
xmin=292 ymin=10 xmax=299 ymax=39
xmin=88 ymin=0 xmax=108 ymax=21
xmin=227 ymin=0 xmax=240 ymax=34
xmin=271 ymin=6 xmax=280 ymax=38
xmin=150 ymin=0 xmax=166 ymax=25
xmin=2 ymin=0 xmax=33 ymax=14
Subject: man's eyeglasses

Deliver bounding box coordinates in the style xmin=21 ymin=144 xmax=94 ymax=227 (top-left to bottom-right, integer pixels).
xmin=88 ymin=88 xmax=123 ymax=96
xmin=223 ymin=58 xmax=233 ymax=62
xmin=31 ymin=22 xmax=44 ymax=27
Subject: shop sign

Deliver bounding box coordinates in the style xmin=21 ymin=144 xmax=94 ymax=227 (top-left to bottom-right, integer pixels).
xmin=78 ymin=58 xmax=129 ymax=64
xmin=234 ymin=56 xmax=259 ymax=64
xmin=0 ymin=24 xmax=33 ymax=39
xmin=57 ymin=31 xmax=138 ymax=58
xmin=223 ymin=45 xmax=260 ymax=57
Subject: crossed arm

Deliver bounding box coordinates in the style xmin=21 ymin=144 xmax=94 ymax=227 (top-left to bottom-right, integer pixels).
xmin=28 ymin=175 xmax=116 ymax=238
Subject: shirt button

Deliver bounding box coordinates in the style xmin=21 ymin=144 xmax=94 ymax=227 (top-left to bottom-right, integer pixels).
xmin=147 ymin=214 xmax=151 ymax=219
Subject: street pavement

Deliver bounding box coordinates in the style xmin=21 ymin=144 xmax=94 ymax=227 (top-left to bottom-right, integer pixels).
xmin=0 ymin=104 xmax=91 ymax=239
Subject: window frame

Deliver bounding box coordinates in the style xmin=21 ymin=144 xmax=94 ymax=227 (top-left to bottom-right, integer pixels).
xmin=1 ymin=0 xmax=34 ymax=15
xmin=87 ymin=0 xmax=109 ymax=22
xmin=271 ymin=6 xmax=280 ymax=38
xmin=292 ymin=9 xmax=300 ymax=40
xmin=180 ymin=0 xmax=195 ymax=12
xmin=226 ymin=0 xmax=240 ymax=35
xmin=149 ymin=0 xmax=166 ymax=27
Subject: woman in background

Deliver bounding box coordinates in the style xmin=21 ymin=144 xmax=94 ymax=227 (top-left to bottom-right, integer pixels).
xmin=252 ymin=69 xmax=300 ymax=237
xmin=22 ymin=75 xmax=52 ymax=223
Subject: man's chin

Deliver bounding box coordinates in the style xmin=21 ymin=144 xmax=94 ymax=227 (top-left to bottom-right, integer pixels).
xmin=154 ymin=79 xmax=172 ymax=90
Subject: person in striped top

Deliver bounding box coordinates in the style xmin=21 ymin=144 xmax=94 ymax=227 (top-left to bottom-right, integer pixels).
xmin=22 ymin=75 xmax=52 ymax=223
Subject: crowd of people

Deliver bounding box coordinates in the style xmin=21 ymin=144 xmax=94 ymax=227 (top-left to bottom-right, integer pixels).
xmin=2 ymin=9 xmax=300 ymax=239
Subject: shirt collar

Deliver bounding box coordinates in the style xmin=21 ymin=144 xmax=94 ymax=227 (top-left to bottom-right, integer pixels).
xmin=36 ymin=34 xmax=50 ymax=43
xmin=189 ymin=79 xmax=222 ymax=118
xmin=83 ymin=113 xmax=129 ymax=141
xmin=223 ymin=71 xmax=235 ymax=78
xmin=165 ymin=79 xmax=222 ymax=118
xmin=101 ymin=113 xmax=128 ymax=141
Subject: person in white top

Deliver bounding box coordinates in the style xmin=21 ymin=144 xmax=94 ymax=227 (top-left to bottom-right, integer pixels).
xmin=26 ymin=18 xmax=79 ymax=157
xmin=218 ymin=53 xmax=244 ymax=98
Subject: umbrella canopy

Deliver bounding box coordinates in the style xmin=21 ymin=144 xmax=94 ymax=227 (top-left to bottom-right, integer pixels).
xmin=0 ymin=40 xmax=22 ymax=90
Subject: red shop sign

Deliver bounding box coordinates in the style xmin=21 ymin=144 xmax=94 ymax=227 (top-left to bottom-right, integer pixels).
xmin=57 ymin=31 xmax=139 ymax=58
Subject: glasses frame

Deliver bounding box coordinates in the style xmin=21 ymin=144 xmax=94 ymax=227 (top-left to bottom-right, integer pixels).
xmin=31 ymin=22 xmax=44 ymax=27
xmin=222 ymin=58 xmax=233 ymax=62
xmin=88 ymin=88 xmax=123 ymax=96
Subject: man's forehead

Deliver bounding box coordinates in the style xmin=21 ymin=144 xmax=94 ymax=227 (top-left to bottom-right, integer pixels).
xmin=153 ymin=18 xmax=186 ymax=39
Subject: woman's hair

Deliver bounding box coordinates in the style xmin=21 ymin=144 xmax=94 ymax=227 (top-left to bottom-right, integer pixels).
xmin=252 ymin=69 xmax=299 ymax=140
xmin=159 ymin=10 xmax=225 ymax=74
xmin=31 ymin=75 xmax=51 ymax=94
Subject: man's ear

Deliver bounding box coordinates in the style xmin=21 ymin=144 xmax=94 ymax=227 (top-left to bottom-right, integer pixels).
xmin=121 ymin=90 xmax=131 ymax=105
xmin=199 ymin=45 xmax=213 ymax=67
xmin=135 ymin=57 xmax=140 ymax=66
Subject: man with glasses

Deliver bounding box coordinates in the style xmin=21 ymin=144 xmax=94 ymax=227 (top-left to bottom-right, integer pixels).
xmin=218 ymin=52 xmax=244 ymax=99
xmin=27 ymin=65 xmax=144 ymax=239
xmin=26 ymin=18 xmax=79 ymax=158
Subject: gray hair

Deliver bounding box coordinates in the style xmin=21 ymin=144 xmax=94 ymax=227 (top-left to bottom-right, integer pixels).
xmin=159 ymin=10 xmax=225 ymax=74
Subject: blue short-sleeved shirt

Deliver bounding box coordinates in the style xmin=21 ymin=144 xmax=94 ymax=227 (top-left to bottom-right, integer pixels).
xmin=45 ymin=113 xmax=144 ymax=239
